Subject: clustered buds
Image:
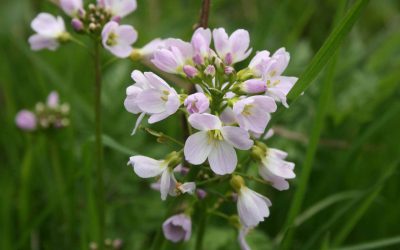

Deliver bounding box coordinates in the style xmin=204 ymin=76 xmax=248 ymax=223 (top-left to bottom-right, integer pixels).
xmin=15 ymin=91 xmax=70 ymax=132
xmin=28 ymin=0 xmax=138 ymax=58
xmin=125 ymin=27 xmax=298 ymax=249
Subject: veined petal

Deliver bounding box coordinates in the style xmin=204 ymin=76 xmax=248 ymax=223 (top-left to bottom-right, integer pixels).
xmin=212 ymin=28 xmax=229 ymax=57
xmin=144 ymin=71 xmax=170 ymax=90
xmin=188 ymin=113 xmax=222 ymax=131
xmin=137 ymin=89 xmax=166 ymax=113
xmin=116 ymin=25 xmax=138 ymax=45
xmin=160 ymin=169 xmax=172 ymax=200
xmin=208 ymin=141 xmax=237 ymax=175
xmin=184 ymin=131 xmax=212 ymax=165
xmin=237 ymin=188 xmax=264 ymax=227
xmin=129 ymin=155 xmax=166 ymax=178
xmin=221 ymin=126 xmax=253 ymax=150
xmin=28 ymin=34 xmax=59 ymax=51
xmin=131 ymin=112 xmax=146 ymax=135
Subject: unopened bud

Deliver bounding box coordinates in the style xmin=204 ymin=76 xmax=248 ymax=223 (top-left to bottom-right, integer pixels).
xmin=71 ymin=18 xmax=84 ymax=32
xmin=113 ymin=239 xmax=123 ymax=249
xmin=241 ymin=79 xmax=266 ymax=94
xmin=183 ymin=65 xmax=198 ymax=78
xmin=196 ymin=189 xmax=207 ymax=199
xmin=204 ymin=65 xmax=216 ymax=77
xmin=224 ymin=66 xmax=234 ymax=75
xmin=230 ymin=175 xmax=245 ymax=192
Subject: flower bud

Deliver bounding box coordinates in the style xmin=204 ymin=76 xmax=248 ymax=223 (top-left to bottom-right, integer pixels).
xmin=183 ymin=65 xmax=198 ymax=78
xmin=15 ymin=110 xmax=37 ymax=131
xmin=47 ymin=91 xmax=59 ymax=108
xmin=196 ymin=189 xmax=207 ymax=199
xmin=112 ymin=239 xmax=123 ymax=249
xmin=241 ymin=79 xmax=266 ymax=94
xmin=184 ymin=93 xmax=209 ymax=114
xmin=71 ymin=18 xmax=84 ymax=32
xmin=162 ymin=214 xmax=192 ymax=242
xmin=204 ymin=65 xmax=216 ymax=77
xmin=230 ymin=175 xmax=245 ymax=192
xmin=224 ymin=66 xmax=234 ymax=75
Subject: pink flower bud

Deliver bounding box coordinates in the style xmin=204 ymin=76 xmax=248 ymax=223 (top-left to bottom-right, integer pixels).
xmin=47 ymin=91 xmax=59 ymax=108
xmin=196 ymin=189 xmax=207 ymax=199
xmin=184 ymin=93 xmax=209 ymax=114
xmin=15 ymin=110 xmax=37 ymax=131
xmin=162 ymin=214 xmax=192 ymax=242
xmin=183 ymin=65 xmax=198 ymax=78
xmin=204 ymin=65 xmax=215 ymax=76
xmin=71 ymin=18 xmax=84 ymax=32
xmin=224 ymin=66 xmax=234 ymax=75
xmin=111 ymin=16 xmax=121 ymax=23
xmin=241 ymin=79 xmax=266 ymax=94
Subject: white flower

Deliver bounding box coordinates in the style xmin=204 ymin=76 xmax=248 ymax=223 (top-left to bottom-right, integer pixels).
xmin=28 ymin=13 xmax=67 ymax=51
xmin=98 ymin=0 xmax=137 ymax=18
xmin=102 ymin=21 xmax=138 ymax=58
xmin=237 ymin=186 xmax=271 ymax=227
xmin=184 ymin=113 xmax=253 ymax=175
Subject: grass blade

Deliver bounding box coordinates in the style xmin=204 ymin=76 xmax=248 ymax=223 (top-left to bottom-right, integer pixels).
xmin=287 ymin=0 xmax=370 ymax=103
xmin=334 ymin=236 xmax=400 ymax=250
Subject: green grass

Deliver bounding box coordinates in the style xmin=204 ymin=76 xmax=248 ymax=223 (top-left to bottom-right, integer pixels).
xmin=1 ymin=0 xmax=400 ymax=249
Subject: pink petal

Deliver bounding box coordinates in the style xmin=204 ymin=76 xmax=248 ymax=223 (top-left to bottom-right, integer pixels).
xmin=220 ymin=126 xmax=253 ymax=150
xmin=188 ymin=113 xmax=222 ymax=131
xmin=129 ymin=155 xmax=166 ymax=178
xmin=184 ymin=131 xmax=212 ymax=165
xmin=160 ymin=170 xmax=172 ymax=200
xmin=137 ymin=89 xmax=165 ymax=113
xmin=208 ymin=141 xmax=237 ymax=175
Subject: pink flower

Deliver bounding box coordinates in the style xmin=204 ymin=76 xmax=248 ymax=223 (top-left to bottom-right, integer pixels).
xmin=184 ymin=113 xmax=253 ymax=175
xmin=212 ymin=28 xmax=252 ymax=65
xmin=259 ymin=148 xmax=295 ymax=191
xmin=233 ymin=96 xmax=276 ymax=134
xmin=183 ymin=65 xmax=199 ymax=78
xmin=28 ymin=13 xmax=67 ymax=51
xmin=15 ymin=110 xmax=37 ymax=131
xmin=151 ymin=39 xmax=193 ymax=74
xmin=132 ymin=38 xmax=165 ymax=59
xmin=184 ymin=93 xmax=209 ymax=114
xmin=162 ymin=214 xmax=192 ymax=242
xmin=191 ymin=27 xmax=211 ymax=64
xmin=47 ymin=91 xmax=59 ymax=108
xmin=248 ymin=50 xmax=270 ymax=77
xmin=128 ymin=155 xmax=177 ymax=200
xmin=241 ymin=79 xmax=266 ymax=94
xmin=102 ymin=21 xmax=137 ymax=58
xmin=60 ymin=0 xmax=83 ymax=16
xmin=237 ymin=186 xmax=271 ymax=227
xmin=98 ymin=0 xmax=137 ymax=18
xmin=124 ymin=71 xmax=180 ymax=134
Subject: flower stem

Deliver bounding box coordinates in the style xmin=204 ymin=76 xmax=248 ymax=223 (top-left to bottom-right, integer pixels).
xmin=93 ymin=42 xmax=105 ymax=249
xmin=195 ymin=202 xmax=208 ymax=250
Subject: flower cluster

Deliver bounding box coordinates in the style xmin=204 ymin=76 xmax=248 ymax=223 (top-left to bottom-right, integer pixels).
xmin=16 ymin=91 xmax=70 ymax=131
xmin=125 ymin=27 xmax=297 ymax=249
xmin=28 ymin=0 xmax=138 ymax=58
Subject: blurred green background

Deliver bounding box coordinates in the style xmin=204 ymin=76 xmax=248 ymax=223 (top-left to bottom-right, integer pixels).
xmin=1 ymin=0 xmax=400 ymax=249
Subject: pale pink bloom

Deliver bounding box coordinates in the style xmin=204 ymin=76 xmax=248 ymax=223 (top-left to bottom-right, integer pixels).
xmin=15 ymin=110 xmax=37 ymax=131
xmin=233 ymin=96 xmax=276 ymax=134
xmin=98 ymin=0 xmax=137 ymax=18
xmin=60 ymin=0 xmax=83 ymax=16
xmin=136 ymin=72 xmax=180 ymax=124
xmin=184 ymin=113 xmax=253 ymax=175
xmin=47 ymin=91 xmax=59 ymax=108
xmin=128 ymin=155 xmax=177 ymax=200
xmin=259 ymin=148 xmax=295 ymax=191
xmin=238 ymin=226 xmax=251 ymax=250
xmin=28 ymin=13 xmax=66 ymax=51
xmin=162 ymin=214 xmax=192 ymax=242
xmin=102 ymin=21 xmax=137 ymax=58
xmin=191 ymin=27 xmax=211 ymax=64
xmin=263 ymin=75 xmax=298 ymax=108
xmin=184 ymin=93 xmax=209 ymax=114
xmin=212 ymin=28 xmax=252 ymax=65
xmin=124 ymin=71 xmax=180 ymax=134
xmin=237 ymin=186 xmax=271 ymax=227
xmin=151 ymin=39 xmax=193 ymax=74
xmin=71 ymin=18 xmax=84 ymax=32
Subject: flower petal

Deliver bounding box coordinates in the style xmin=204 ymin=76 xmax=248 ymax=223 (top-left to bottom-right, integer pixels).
xmin=188 ymin=113 xmax=222 ymax=131
xmin=208 ymin=141 xmax=237 ymax=175
xmin=160 ymin=170 xmax=172 ymax=200
xmin=128 ymin=155 xmax=166 ymax=178
xmin=184 ymin=131 xmax=212 ymax=165
xmin=137 ymin=89 xmax=166 ymax=113
xmin=221 ymin=126 xmax=253 ymax=150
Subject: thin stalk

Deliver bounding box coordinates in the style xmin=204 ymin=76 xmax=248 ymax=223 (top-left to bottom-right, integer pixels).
xmin=195 ymin=202 xmax=208 ymax=250
xmin=93 ymin=42 xmax=105 ymax=249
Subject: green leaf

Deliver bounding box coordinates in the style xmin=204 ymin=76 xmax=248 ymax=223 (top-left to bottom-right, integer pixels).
xmin=102 ymin=134 xmax=138 ymax=156
xmin=287 ymin=0 xmax=370 ymax=103
xmin=333 ymin=236 xmax=400 ymax=250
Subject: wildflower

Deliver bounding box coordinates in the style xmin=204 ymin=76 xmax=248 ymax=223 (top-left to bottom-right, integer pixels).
xmin=258 ymin=147 xmax=295 ymax=191
xmin=162 ymin=213 xmax=192 ymax=243
xmin=191 ymin=27 xmax=212 ymax=64
xmin=60 ymin=0 xmax=83 ymax=16
xmin=28 ymin=13 xmax=69 ymax=51
xmin=102 ymin=21 xmax=138 ymax=58
xmin=15 ymin=110 xmax=37 ymax=131
xmin=128 ymin=155 xmax=177 ymax=200
xmin=151 ymin=39 xmax=193 ymax=74
xmin=212 ymin=28 xmax=252 ymax=65
xmin=231 ymin=175 xmax=271 ymax=227
xmin=130 ymin=38 xmax=165 ymax=60
xmin=184 ymin=93 xmax=210 ymax=114
xmin=233 ymin=96 xmax=277 ymax=134
xmin=98 ymin=0 xmax=137 ymax=18
xmin=184 ymin=113 xmax=253 ymax=175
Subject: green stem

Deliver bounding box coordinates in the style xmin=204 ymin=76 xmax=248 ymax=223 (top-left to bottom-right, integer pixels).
xmin=93 ymin=42 xmax=105 ymax=249
xmin=195 ymin=203 xmax=208 ymax=250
